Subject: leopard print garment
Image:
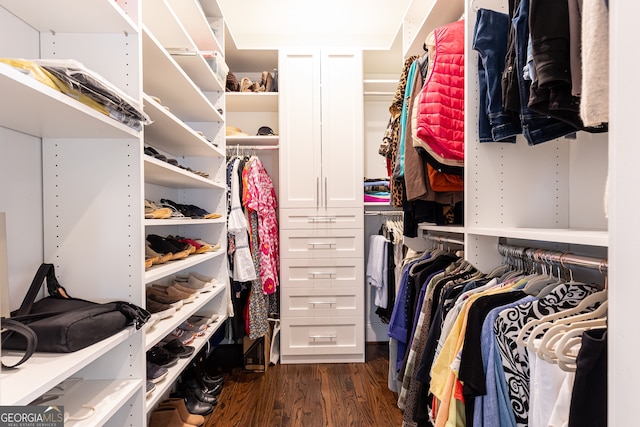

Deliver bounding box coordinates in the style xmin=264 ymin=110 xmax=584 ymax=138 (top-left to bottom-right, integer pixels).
xmin=389 ymin=56 xmax=420 ymax=209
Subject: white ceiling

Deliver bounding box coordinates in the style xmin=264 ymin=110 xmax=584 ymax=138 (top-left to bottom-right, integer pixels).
xmin=219 ymin=0 xmax=411 ymax=51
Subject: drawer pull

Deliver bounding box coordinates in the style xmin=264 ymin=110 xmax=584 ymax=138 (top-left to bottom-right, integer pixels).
xmin=308 ymin=216 xmax=337 ymax=223
xmin=308 ymin=271 xmax=336 ymax=278
xmin=309 ymin=334 xmax=337 ymax=342
xmin=308 ymin=300 xmax=337 ymax=306
xmin=308 ymin=242 xmax=335 ymax=248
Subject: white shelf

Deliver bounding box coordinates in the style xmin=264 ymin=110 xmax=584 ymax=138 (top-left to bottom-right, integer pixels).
xmin=37 ymin=379 xmax=142 ymax=427
xmin=0 ymin=63 xmax=139 ymax=139
xmin=143 ymin=27 xmax=221 ymax=122
xmin=144 ymin=283 xmax=226 ymax=349
xmin=402 ymin=0 xmax=465 ymax=57
xmin=143 ymin=94 xmax=223 ymax=157
xmin=145 ymin=313 xmax=228 ymax=411
xmin=226 ymin=135 xmax=279 ymax=146
xmin=145 ymin=217 xmax=225 ymax=227
xmin=144 ymin=250 xmax=225 ymax=284
xmin=226 ymin=92 xmax=279 ymax=112
xmin=418 ymin=224 xmax=466 ymax=234
xmin=0 ymin=328 xmax=137 ymax=406
xmin=144 ymin=156 xmax=224 ymax=189
xmin=142 ymin=0 xmax=195 ymax=52
xmin=167 ymin=0 xmax=223 ymax=54
xmin=466 ymin=227 xmax=609 ymax=247
xmin=0 ymin=0 xmax=138 ymax=34
xmin=171 ymin=53 xmax=225 ymax=92
xmin=198 ymin=0 xmax=223 ymax=18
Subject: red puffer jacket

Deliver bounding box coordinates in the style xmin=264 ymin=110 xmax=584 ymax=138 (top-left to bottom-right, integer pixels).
xmin=414 ymin=20 xmax=465 ymax=164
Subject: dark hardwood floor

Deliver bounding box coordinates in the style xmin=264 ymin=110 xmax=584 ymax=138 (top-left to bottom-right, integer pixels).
xmin=203 ymin=343 xmax=403 ymax=427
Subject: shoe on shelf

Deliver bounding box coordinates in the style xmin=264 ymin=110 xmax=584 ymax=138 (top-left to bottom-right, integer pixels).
xmin=187 ymin=314 xmax=217 ymax=328
xmin=146 ymin=244 xmax=173 ymax=264
xmin=147 ymin=346 xmax=179 ymax=368
xmin=178 ymin=320 xmax=207 ymax=334
xmin=160 ymin=199 xmax=219 ymax=220
xmin=158 ymin=398 xmax=205 ymax=426
xmin=179 ymin=381 xmax=218 ymax=405
xmin=262 ymin=71 xmax=274 ymax=93
xmin=172 ymin=282 xmax=200 ymax=295
xmin=183 ymin=376 xmax=222 ymax=399
xmin=170 ymin=389 xmax=214 ymax=416
xmin=174 ymin=275 xmax=206 ymax=290
xmin=145 ymin=200 xmax=172 ymax=219
xmin=160 ymin=337 xmax=195 ymax=359
xmin=159 ymin=203 xmax=188 ymax=219
xmin=188 ymin=272 xmax=214 ymax=283
xmin=148 ymin=406 xmax=201 ymax=427
xmin=145 ymin=313 xmax=161 ymax=332
xmin=146 ymin=298 xmax=177 ymax=319
xmin=146 ymin=381 xmax=156 ymax=397
xmin=171 ymin=328 xmax=197 ymax=346
xmin=147 ymin=286 xmax=184 ymax=305
xmin=160 ymin=284 xmax=196 ymax=302
xmin=146 ymin=361 xmax=169 ymax=383
xmin=240 ymin=77 xmax=253 ymax=92
xmin=145 ymin=258 xmax=153 ymax=270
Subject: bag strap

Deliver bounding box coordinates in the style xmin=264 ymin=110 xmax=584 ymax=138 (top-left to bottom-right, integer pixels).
xmin=1 ymin=318 xmax=38 ymax=368
xmin=14 ymin=263 xmax=70 ymax=317
xmin=117 ymin=302 xmax=151 ymax=330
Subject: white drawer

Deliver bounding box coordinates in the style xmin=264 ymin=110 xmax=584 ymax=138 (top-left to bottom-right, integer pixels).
xmin=281 ymin=257 xmax=364 ymax=288
xmin=281 ymin=286 xmax=363 ymax=317
xmin=281 ymin=316 xmax=364 ymax=357
xmin=280 ymin=208 xmax=363 ymax=230
xmin=280 ymin=228 xmax=364 ymax=258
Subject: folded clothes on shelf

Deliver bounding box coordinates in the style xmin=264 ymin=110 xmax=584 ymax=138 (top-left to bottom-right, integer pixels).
xmin=0 ymin=58 xmax=151 ymax=130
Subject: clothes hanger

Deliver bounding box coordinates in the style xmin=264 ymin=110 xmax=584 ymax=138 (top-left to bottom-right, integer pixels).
xmin=522 ymin=250 xmax=560 ymax=296
xmin=538 ymin=317 xmax=607 ymax=364
xmin=521 ymin=293 xmax=608 ymax=350
xmin=554 ymin=319 xmax=607 ymax=372
xmin=517 ymin=287 xmax=607 ymax=347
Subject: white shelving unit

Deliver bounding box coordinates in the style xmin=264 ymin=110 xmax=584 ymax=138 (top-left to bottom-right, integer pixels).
xmin=141 ymin=0 xmax=229 ymax=420
xmin=0 ymin=0 xmax=229 ymax=423
xmin=1 ymin=329 xmax=137 ymax=406
xmin=404 ymin=0 xmax=627 ymax=423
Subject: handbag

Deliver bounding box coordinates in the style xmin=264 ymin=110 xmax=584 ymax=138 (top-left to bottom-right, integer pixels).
xmin=1 ymin=263 xmax=150 ymax=366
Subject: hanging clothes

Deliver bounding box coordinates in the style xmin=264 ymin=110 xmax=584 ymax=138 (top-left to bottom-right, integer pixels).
xmin=243 ymin=156 xmax=280 ymax=295
xmin=391 ymin=245 xmax=608 ymax=427
xmin=227 ymin=157 xmax=258 ymax=282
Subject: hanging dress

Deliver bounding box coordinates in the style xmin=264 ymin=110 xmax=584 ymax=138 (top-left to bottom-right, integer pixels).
xmin=227 ymin=157 xmax=257 ymax=282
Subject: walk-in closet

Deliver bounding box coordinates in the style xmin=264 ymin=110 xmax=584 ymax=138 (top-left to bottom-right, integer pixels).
xmin=0 ymin=0 xmax=631 ymax=426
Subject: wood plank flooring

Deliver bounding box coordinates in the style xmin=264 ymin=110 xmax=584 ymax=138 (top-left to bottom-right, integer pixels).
xmin=203 ymin=343 xmax=403 ymax=427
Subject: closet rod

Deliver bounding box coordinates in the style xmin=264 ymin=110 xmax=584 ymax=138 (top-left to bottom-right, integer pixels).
xmin=364 ymin=210 xmax=403 ymax=216
xmin=226 ymin=145 xmax=280 ymax=151
xmin=364 ymin=91 xmax=395 ymax=96
xmin=424 ymin=234 xmax=464 ymax=246
xmin=497 ymin=243 xmax=608 ymax=272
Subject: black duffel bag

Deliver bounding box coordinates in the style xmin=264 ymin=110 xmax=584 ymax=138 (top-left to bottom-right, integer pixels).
xmin=1 ymin=263 xmax=149 ymax=367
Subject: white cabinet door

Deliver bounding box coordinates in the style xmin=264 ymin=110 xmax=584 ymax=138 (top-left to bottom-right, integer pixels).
xmin=279 ymin=50 xmax=322 ymax=209
xmin=279 ymin=49 xmax=363 ymax=209
xmin=321 ymin=50 xmax=364 ymax=208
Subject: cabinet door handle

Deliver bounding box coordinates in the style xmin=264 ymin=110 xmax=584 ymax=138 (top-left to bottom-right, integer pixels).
xmin=308 ymin=242 xmax=335 ymax=249
xmin=308 ymin=301 xmax=337 ymax=306
xmin=324 ymin=177 xmax=328 ymax=207
xmin=308 ymin=271 xmax=336 ymax=278
xmin=316 ymin=177 xmax=320 ymax=209
xmin=309 ymin=334 xmax=337 ymax=342
xmin=308 ymin=216 xmax=337 ymax=223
